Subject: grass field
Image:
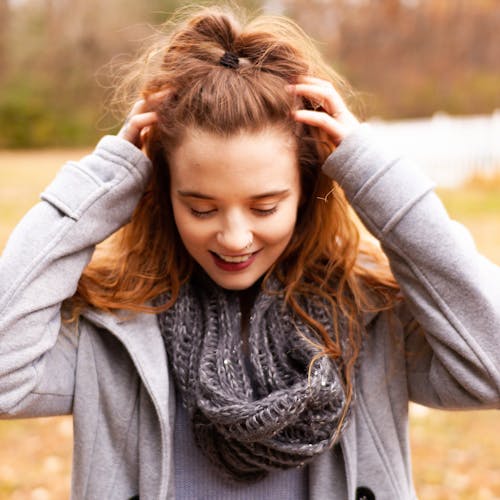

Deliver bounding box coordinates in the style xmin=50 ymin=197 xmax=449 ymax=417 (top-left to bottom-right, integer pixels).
xmin=0 ymin=149 xmax=499 ymax=500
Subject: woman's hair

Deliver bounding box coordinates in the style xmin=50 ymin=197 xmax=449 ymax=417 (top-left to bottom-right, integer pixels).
xmin=73 ymin=4 xmax=399 ymax=400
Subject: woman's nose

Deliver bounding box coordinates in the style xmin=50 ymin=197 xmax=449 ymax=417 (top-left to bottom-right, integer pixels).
xmin=216 ymin=219 xmax=253 ymax=252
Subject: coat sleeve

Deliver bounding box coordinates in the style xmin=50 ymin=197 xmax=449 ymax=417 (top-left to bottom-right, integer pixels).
xmin=0 ymin=136 xmax=151 ymax=417
xmin=322 ymin=124 xmax=500 ymax=409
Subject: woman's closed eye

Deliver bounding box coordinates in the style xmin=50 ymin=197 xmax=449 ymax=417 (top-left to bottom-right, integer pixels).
xmin=252 ymin=206 xmax=278 ymax=216
xmin=190 ymin=208 xmax=216 ymax=218
xmin=190 ymin=206 xmax=278 ymax=218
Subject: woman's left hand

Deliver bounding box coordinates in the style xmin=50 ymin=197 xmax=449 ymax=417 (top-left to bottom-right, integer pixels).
xmin=287 ymin=76 xmax=360 ymax=147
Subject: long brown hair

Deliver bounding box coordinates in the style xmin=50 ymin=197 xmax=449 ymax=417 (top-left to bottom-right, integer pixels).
xmin=74 ymin=4 xmax=399 ymax=398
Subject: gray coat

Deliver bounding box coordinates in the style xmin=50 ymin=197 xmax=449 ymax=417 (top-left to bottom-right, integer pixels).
xmin=0 ymin=125 xmax=499 ymax=499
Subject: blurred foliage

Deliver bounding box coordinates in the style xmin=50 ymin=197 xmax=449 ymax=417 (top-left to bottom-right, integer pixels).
xmin=0 ymin=75 xmax=103 ymax=148
xmin=284 ymin=0 xmax=500 ymax=119
xmin=0 ymin=0 xmax=499 ymax=148
xmin=0 ymin=0 xmax=198 ymax=148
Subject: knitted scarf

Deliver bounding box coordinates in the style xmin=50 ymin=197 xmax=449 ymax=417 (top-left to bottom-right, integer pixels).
xmin=156 ymin=274 xmax=351 ymax=483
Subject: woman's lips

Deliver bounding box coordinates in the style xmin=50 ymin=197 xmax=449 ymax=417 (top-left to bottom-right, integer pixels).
xmin=210 ymin=250 xmax=260 ymax=271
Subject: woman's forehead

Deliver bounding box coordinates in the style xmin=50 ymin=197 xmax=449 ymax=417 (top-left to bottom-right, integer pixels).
xmin=169 ymin=126 xmax=300 ymax=193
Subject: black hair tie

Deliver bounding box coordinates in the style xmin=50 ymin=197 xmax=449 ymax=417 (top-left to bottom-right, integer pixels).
xmin=219 ymin=51 xmax=239 ymax=69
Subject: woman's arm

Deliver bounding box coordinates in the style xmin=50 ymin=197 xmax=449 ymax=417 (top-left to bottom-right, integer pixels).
xmin=0 ymin=130 xmax=153 ymax=417
xmin=290 ymin=80 xmax=500 ymax=408
xmin=323 ymin=125 xmax=500 ymax=408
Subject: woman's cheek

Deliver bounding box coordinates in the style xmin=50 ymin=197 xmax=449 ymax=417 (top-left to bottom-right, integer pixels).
xmin=179 ymin=217 xmax=212 ymax=243
xmin=265 ymin=210 xmax=297 ymax=242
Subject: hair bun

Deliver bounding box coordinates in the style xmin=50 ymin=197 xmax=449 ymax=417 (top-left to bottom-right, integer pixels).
xmin=188 ymin=10 xmax=240 ymax=51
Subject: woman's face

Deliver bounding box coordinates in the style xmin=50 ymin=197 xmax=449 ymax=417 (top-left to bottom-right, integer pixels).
xmin=169 ymin=126 xmax=301 ymax=290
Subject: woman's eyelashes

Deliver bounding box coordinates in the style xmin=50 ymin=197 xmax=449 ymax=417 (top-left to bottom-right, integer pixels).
xmin=190 ymin=208 xmax=216 ymax=218
xmin=252 ymin=206 xmax=278 ymax=216
xmin=189 ymin=206 xmax=278 ymax=218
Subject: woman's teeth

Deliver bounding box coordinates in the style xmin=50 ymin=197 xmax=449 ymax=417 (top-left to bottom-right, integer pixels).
xmin=215 ymin=253 xmax=253 ymax=263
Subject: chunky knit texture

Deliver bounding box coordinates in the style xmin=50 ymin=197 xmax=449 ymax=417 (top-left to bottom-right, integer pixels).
xmin=157 ymin=274 xmax=350 ymax=483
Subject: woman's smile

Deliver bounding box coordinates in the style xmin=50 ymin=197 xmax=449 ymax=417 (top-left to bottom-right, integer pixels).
xmin=210 ymin=249 xmax=262 ymax=272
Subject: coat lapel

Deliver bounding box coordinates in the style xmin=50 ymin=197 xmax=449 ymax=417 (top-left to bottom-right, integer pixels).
xmin=82 ymin=308 xmax=170 ymax=420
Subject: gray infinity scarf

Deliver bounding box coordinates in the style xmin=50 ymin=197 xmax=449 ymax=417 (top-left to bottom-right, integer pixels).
xmin=156 ymin=274 xmax=351 ymax=483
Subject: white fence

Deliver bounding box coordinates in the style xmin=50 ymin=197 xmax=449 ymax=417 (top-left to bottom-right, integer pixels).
xmin=369 ymin=111 xmax=500 ymax=187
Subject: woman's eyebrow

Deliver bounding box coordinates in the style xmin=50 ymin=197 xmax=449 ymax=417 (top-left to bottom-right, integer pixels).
xmin=177 ymin=190 xmax=215 ymax=200
xmin=177 ymin=189 xmax=290 ymax=200
xmin=251 ymin=189 xmax=290 ymax=200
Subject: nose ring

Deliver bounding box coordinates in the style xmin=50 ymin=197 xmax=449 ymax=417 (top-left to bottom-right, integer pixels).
xmin=244 ymin=236 xmax=253 ymax=250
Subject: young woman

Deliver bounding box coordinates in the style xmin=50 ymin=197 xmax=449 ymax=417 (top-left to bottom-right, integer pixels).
xmin=0 ymin=5 xmax=499 ymax=499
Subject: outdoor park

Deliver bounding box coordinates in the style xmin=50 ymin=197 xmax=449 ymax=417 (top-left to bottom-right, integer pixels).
xmin=0 ymin=0 xmax=499 ymax=498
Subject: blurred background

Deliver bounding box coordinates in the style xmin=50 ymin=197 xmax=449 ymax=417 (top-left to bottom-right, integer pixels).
xmin=0 ymin=0 xmax=499 ymax=498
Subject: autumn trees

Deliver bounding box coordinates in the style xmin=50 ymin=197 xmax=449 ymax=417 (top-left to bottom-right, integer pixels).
xmin=1 ymin=0 xmax=498 ymax=147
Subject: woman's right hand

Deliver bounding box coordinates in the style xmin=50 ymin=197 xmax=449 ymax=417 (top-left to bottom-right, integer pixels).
xmin=117 ymin=99 xmax=158 ymax=148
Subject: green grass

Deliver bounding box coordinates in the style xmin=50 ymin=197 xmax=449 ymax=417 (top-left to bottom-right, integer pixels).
xmin=0 ymin=150 xmax=499 ymax=499
xmin=436 ymin=176 xmax=500 ymax=265
xmin=439 ymin=181 xmax=500 ymax=218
